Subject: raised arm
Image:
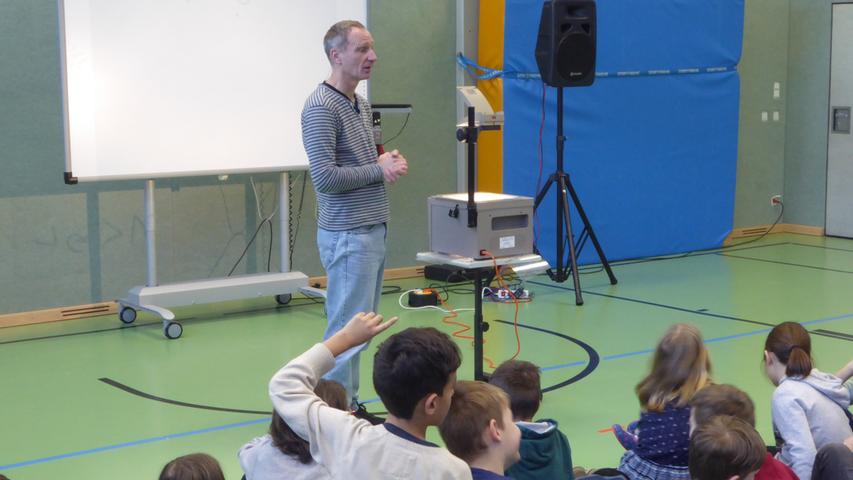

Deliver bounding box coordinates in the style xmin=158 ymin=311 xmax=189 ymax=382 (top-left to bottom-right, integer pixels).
xmin=836 ymin=357 xmax=853 ymax=383
xmin=268 ymin=313 xmax=397 ymax=473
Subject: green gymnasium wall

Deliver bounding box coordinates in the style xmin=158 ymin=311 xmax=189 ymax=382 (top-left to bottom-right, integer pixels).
xmin=783 ymin=0 xmax=834 ymax=228
xmin=735 ymin=0 xmax=836 ymax=230
xmin=0 ymin=0 xmax=839 ymax=315
xmin=0 ymin=0 xmax=457 ymax=315
xmin=734 ymin=0 xmax=789 ymax=228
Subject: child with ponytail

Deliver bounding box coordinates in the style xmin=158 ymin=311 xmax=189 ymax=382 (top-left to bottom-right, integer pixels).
xmin=763 ymin=321 xmax=853 ymax=480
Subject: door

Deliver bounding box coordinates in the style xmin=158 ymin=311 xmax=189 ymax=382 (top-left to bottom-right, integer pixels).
xmin=827 ymin=3 xmax=853 ymax=237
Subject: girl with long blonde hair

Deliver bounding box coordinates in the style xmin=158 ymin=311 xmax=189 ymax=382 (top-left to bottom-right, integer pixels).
xmin=617 ymin=323 xmax=712 ymax=480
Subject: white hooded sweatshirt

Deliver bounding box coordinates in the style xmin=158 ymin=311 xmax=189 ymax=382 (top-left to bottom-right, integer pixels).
xmin=772 ymin=369 xmax=853 ymax=480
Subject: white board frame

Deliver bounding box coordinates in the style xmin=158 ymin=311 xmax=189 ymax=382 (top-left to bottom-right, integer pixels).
xmin=58 ymin=0 xmax=368 ymax=183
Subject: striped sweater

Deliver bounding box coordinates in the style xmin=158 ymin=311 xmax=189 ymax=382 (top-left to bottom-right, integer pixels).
xmin=302 ymin=82 xmax=389 ymax=231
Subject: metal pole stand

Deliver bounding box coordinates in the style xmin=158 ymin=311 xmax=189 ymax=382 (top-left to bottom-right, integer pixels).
xmin=533 ymin=87 xmax=617 ymax=305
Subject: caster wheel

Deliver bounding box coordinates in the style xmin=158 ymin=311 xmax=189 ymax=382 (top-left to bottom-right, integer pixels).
xmin=275 ymin=293 xmax=292 ymax=305
xmin=164 ymin=321 xmax=183 ymax=339
xmin=119 ymin=307 xmax=137 ymax=324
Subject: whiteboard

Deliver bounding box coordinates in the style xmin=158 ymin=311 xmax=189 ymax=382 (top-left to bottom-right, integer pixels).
xmin=58 ymin=0 xmax=367 ymax=182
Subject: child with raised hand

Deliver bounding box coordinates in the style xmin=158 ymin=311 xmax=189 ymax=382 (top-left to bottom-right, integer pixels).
xmin=239 ymin=379 xmax=348 ymax=479
xmin=439 ymin=380 xmax=522 ymax=480
xmin=616 ymin=323 xmax=712 ymax=480
xmin=489 ymin=360 xmax=574 ymax=480
xmin=762 ymin=322 xmax=853 ymax=480
xmin=269 ymin=311 xmax=472 ymax=480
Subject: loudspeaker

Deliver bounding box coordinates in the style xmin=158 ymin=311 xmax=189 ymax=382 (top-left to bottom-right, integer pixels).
xmin=535 ymin=0 xmax=597 ymax=87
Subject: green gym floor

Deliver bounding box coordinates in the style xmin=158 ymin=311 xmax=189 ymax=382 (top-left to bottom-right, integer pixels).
xmin=2 ymin=233 xmax=852 ymax=479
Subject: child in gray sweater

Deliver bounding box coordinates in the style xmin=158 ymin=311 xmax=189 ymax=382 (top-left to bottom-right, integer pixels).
xmin=762 ymin=322 xmax=853 ymax=480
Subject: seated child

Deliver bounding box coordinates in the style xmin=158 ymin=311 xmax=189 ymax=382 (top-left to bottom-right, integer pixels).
xmin=616 ymin=323 xmax=712 ymax=480
xmin=489 ymin=360 xmax=574 ymax=480
xmin=689 ymin=384 xmax=796 ymax=480
xmin=268 ymin=312 xmax=472 ymax=479
xmin=688 ymin=415 xmax=765 ymax=480
xmin=159 ymin=453 xmax=225 ymax=480
xmin=761 ymin=323 xmax=853 ymax=480
xmin=439 ymin=380 xmax=522 ymax=480
xmin=239 ymin=379 xmax=348 ymax=479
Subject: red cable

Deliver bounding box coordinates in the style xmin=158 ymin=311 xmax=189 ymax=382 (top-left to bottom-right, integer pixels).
xmin=534 ymin=83 xmax=546 ymax=245
xmin=437 ymin=293 xmax=496 ymax=369
xmin=481 ymin=251 xmax=522 ymax=362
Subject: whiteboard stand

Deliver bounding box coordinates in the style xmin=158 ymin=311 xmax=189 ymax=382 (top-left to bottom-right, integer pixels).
xmin=118 ymin=173 xmax=310 ymax=339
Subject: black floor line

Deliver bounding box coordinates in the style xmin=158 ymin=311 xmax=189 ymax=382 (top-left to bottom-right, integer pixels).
xmin=0 ymin=322 xmax=161 ymax=346
xmin=100 ymin=318 xmax=601 ymax=416
xmin=717 ymin=253 xmax=853 ymax=275
xmin=99 ymin=377 xmax=269 ymax=415
xmin=528 ymin=280 xmax=775 ymax=328
xmin=814 ymin=329 xmax=853 ymax=340
xmin=493 ymin=319 xmax=600 ymax=393
xmin=601 ymin=242 xmax=791 ymax=269
xmin=789 ymin=242 xmax=853 ymax=253
xmin=812 ymin=329 xmax=853 ymax=342
xmin=529 ymin=281 xmax=853 ymax=343
xmin=812 ymin=332 xmax=853 ymax=342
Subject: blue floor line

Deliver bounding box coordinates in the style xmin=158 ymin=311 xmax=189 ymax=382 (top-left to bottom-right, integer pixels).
xmin=541 ymin=360 xmax=587 ymax=372
xmin=801 ymin=312 xmax=853 ymax=326
xmin=0 ymin=418 xmax=267 ymax=471
xmin=540 ymin=312 xmax=852 ymax=371
xmin=5 ymin=311 xmax=851 ymax=471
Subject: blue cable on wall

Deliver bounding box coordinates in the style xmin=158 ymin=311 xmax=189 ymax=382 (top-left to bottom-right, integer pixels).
xmin=457 ymin=53 xmax=738 ymax=81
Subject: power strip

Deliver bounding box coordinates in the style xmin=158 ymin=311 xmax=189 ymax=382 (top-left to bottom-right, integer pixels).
xmin=482 ymin=287 xmax=532 ymax=301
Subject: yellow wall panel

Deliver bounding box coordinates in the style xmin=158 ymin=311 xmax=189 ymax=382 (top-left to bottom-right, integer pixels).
xmin=477 ymin=0 xmax=504 ymax=192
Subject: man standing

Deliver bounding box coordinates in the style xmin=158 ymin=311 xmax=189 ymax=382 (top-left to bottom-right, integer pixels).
xmin=302 ymin=20 xmax=408 ymax=407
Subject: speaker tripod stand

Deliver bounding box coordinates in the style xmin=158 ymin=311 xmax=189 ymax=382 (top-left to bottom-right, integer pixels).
xmin=534 ymin=87 xmax=617 ymax=304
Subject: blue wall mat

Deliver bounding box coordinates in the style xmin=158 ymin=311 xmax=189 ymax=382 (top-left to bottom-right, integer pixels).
xmin=502 ymin=0 xmax=744 ymax=265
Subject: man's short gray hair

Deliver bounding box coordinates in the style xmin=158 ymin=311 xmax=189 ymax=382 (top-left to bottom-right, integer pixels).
xmin=324 ymin=20 xmax=367 ymax=62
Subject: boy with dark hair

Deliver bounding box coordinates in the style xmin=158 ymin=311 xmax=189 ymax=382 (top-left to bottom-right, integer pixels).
xmin=488 ymin=360 xmax=574 ymax=480
xmin=439 ymin=380 xmax=522 ymax=479
xmin=689 ymin=415 xmax=765 ymax=480
xmin=159 ymin=453 xmax=225 ymax=480
xmin=269 ymin=312 xmax=471 ymax=479
xmin=689 ymin=384 xmax=796 ymax=480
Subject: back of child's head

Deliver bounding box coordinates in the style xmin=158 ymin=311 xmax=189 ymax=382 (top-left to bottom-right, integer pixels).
xmin=690 ymin=384 xmax=755 ymax=428
xmin=373 ymin=327 xmax=461 ymax=419
xmin=439 ymin=380 xmax=510 ymax=463
xmin=636 ymin=323 xmax=711 ymax=411
xmin=270 ymin=379 xmax=348 ymax=464
xmin=764 ymin=321 xmax=812 ymax=378
xmin=488 ymin=360 xmax=542 ymax=421
xmin=688 ymin=415 xmax=765 ymax=480
xmin=159 ymin=453 xmax=225 ymax=480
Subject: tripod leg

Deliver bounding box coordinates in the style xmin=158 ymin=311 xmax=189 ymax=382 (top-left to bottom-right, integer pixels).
xmin=533 ymin=175 xmax=556 ymax=210
xmin=559 ymin=175 xmax=584 ymax=305
xmin=565 ymin=179 xmax=618 ymax=285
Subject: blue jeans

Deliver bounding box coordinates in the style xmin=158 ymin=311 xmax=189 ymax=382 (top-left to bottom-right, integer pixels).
xmin=317 ymin=223 xmax=386 ymax=403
